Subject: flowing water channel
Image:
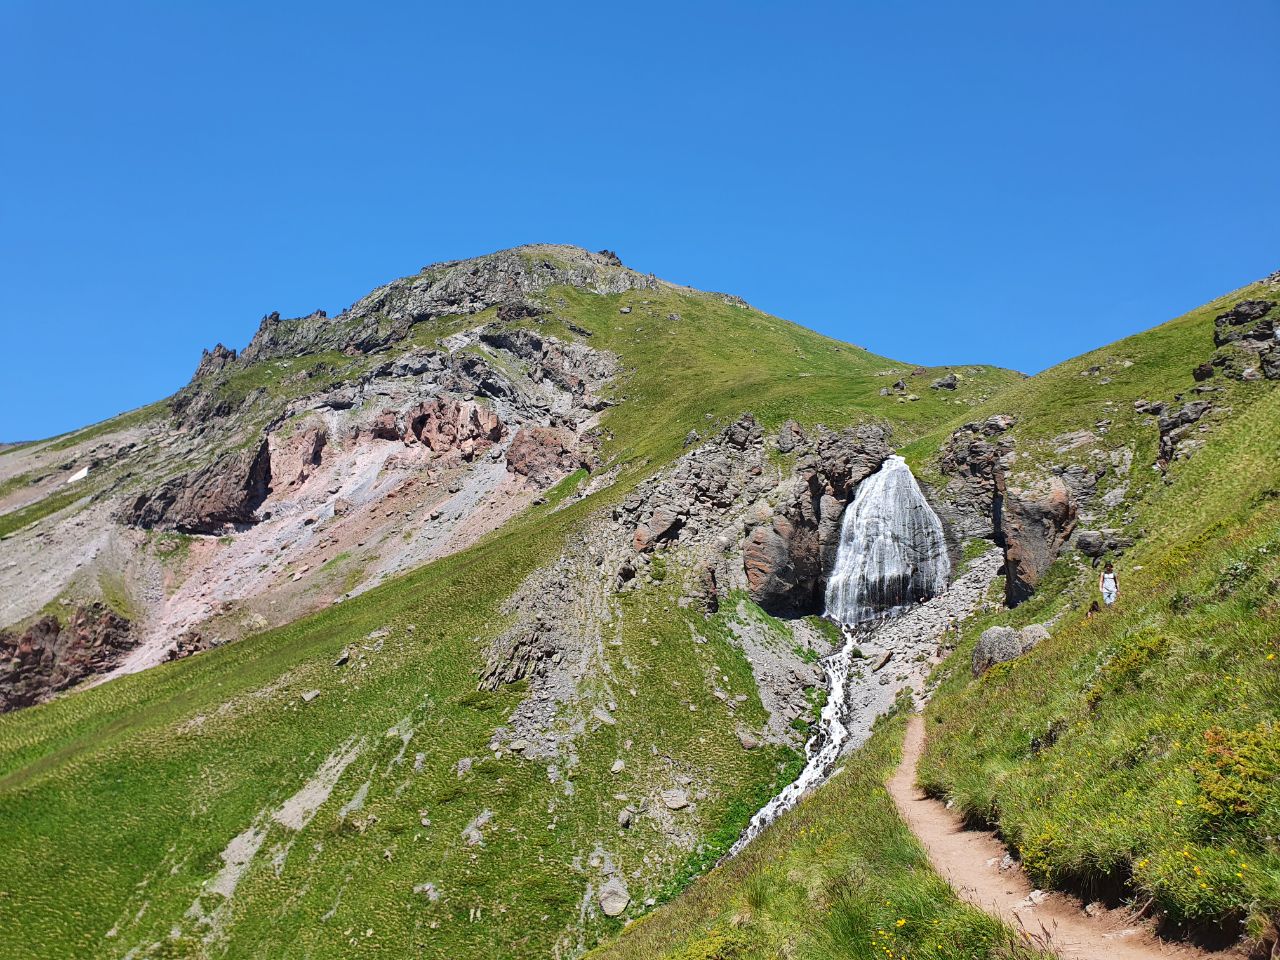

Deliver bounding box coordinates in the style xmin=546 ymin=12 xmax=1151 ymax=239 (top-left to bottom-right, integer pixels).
xmin=727 ymin=456 xmax=951 ymax=856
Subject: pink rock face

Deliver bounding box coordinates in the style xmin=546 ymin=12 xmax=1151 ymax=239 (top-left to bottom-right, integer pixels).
xmin=0 ymin=604 xmax=134 ymax=712
xmin=1000 ymin=477 xmax=1077 ymax=606
xmin=270 ymin=427 xmax=327 ymax=490
xmin=369 ymin=410 xmax=402 ymax=441
xmin=505 ymin=427 xmax=577 ymax=488
xmin=407 ymin=398 xmax=505 ymax=461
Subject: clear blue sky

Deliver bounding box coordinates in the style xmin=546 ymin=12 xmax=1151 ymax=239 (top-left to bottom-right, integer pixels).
xmin=3 ymin=1 xmax=1277 ymax=441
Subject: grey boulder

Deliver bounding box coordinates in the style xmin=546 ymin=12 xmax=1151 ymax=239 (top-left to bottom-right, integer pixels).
xmin=972 ymin=624 xmax=1050 ymax=676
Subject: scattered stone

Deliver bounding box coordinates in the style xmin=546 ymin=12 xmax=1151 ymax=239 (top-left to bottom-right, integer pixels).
xmin=166 ymin=630 xmax=213 ymax=662
xmin=301 ymin=689 xmax=321 ymax=703
xmin=598 ymin=877 xmax=630 ymax=916
xmin=660 ymin=789 xmax=689 ymax=810
xmin=610 ymin=759 xmax=625 ymax=774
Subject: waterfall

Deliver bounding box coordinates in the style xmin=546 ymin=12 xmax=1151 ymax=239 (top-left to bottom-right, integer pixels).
xmin=727 ymin=455 xmax=950 ymax=857
xmin=824 ymin=455 xmax=950 ymax=625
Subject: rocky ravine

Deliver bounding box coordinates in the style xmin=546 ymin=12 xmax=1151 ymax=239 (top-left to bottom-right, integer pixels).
xmin=470 ymin=413 xmax=1012 ymax=913
xmin=481 ymin=414 xmax=896 ymax=746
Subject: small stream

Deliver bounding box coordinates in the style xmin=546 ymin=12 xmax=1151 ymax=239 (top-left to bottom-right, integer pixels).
xmin=727 ymin=456 xmax=951 ymax=857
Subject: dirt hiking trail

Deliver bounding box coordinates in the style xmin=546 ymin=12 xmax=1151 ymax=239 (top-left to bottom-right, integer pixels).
xmin=888 ymin=715 xmax=1243 ymax=960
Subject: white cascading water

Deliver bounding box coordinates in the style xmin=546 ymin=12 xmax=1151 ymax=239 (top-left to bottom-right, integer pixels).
xmin=824 ymin=455 xmax=951 ymax=624
xmin=728 ymin=455 xmax=950 ymax=856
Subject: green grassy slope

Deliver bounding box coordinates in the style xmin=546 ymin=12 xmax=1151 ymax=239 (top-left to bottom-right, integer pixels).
xmin=904 ymin=277 xmax=1272 ymax=491
xmin=0 ymin=285 xmax=1018 ymax=959
xmin=587 ymin=278 xmax=1280 ymax=960
xmin=919 ymin=340 xmax=1280 ymax=944
xmin=585 ymin=705 xmax=1050 ymax=960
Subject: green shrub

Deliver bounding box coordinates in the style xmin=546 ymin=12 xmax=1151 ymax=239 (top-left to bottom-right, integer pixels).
xmin=1193 ymin=723 xmax=1280 ymax=834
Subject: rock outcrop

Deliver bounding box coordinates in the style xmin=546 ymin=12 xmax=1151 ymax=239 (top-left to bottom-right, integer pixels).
xmin=1213 ymin=299 xmax=1273 ymax=347
xmin=937 ymin=415 xmax=1089 ymax=607
xmin=1210 ymin=298 xmax=1280 ymax=382
xmin=192 ymin=343 xmax=237 ymax=381
xmin=237 ymin=245 xmax=655 ymax=365
xmin=0 ymin=604 xmax=134 ymax=711
xmin=121 ymin=438 xmax=272 ymax=534
xmin=972 ymin=623 xmax=1050 ymax=676
xmin=406 ymin=398 xmax=505 ymax=461
xmin=621 ymin=414 xmax=769 ymax=558
xmin=999 ymin=478 xmax=1077 ymax=606
xmin=478 ymin=327 xmax=616 ymax=409
xmin=614 ymin=414 xmax=893 ymax=615
xmin=1157 ymin=400 xmax=1212 ymax=471
xmin=1073 ymin=528 xmax=1134 ymax=561
xmin=506 ymin=427 xmax=581 ymax=487
xmin=938 ymin=415 xmax=1016 ymax=539
xmin=742 ymin=424 xmax=893 ymax=614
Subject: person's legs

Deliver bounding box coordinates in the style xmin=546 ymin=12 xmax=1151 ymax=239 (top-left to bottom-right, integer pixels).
xmin=1103 ymin=586 xmax=1117 ymax=605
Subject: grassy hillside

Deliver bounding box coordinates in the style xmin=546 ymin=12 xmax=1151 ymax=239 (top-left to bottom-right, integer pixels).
xmin=586 ymin=705 xmax=1048 ymax=960
xmin=586 ymin=278 xmax=1280 ymax=960
xmin=919 ymin=324 xmax=1280 ymax=944
xmin=0 ymin=284 xmax=1018 ymax=959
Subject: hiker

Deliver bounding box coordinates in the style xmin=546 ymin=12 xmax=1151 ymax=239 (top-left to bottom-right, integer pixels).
xmin=1098 ymin=563 xmax=1119 ymax=606
xmin=1086 ymin=600 xmax=1101 ymax=620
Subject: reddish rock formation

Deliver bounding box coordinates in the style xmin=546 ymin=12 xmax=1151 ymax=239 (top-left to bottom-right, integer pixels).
xmin=0 ymin=604 xmax=134 ymax=712
xmin=269 ymin=426 xmax=326 ymax=490
xmin=999 ymin=477 xmax=1077 ymax=606
xmin=369 ymin=409 xmax=402 ymax=441
xmin=506 ymin=426 xmax=579 ymax=488
xmin=407 ymin=397 xmax=505 ymax=461
xmin=121 ymin=438 xmax=272 ymax=534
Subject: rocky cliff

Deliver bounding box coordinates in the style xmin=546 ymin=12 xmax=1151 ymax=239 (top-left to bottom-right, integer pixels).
xmin=0 ymin=603 xmax=134 ymax=711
